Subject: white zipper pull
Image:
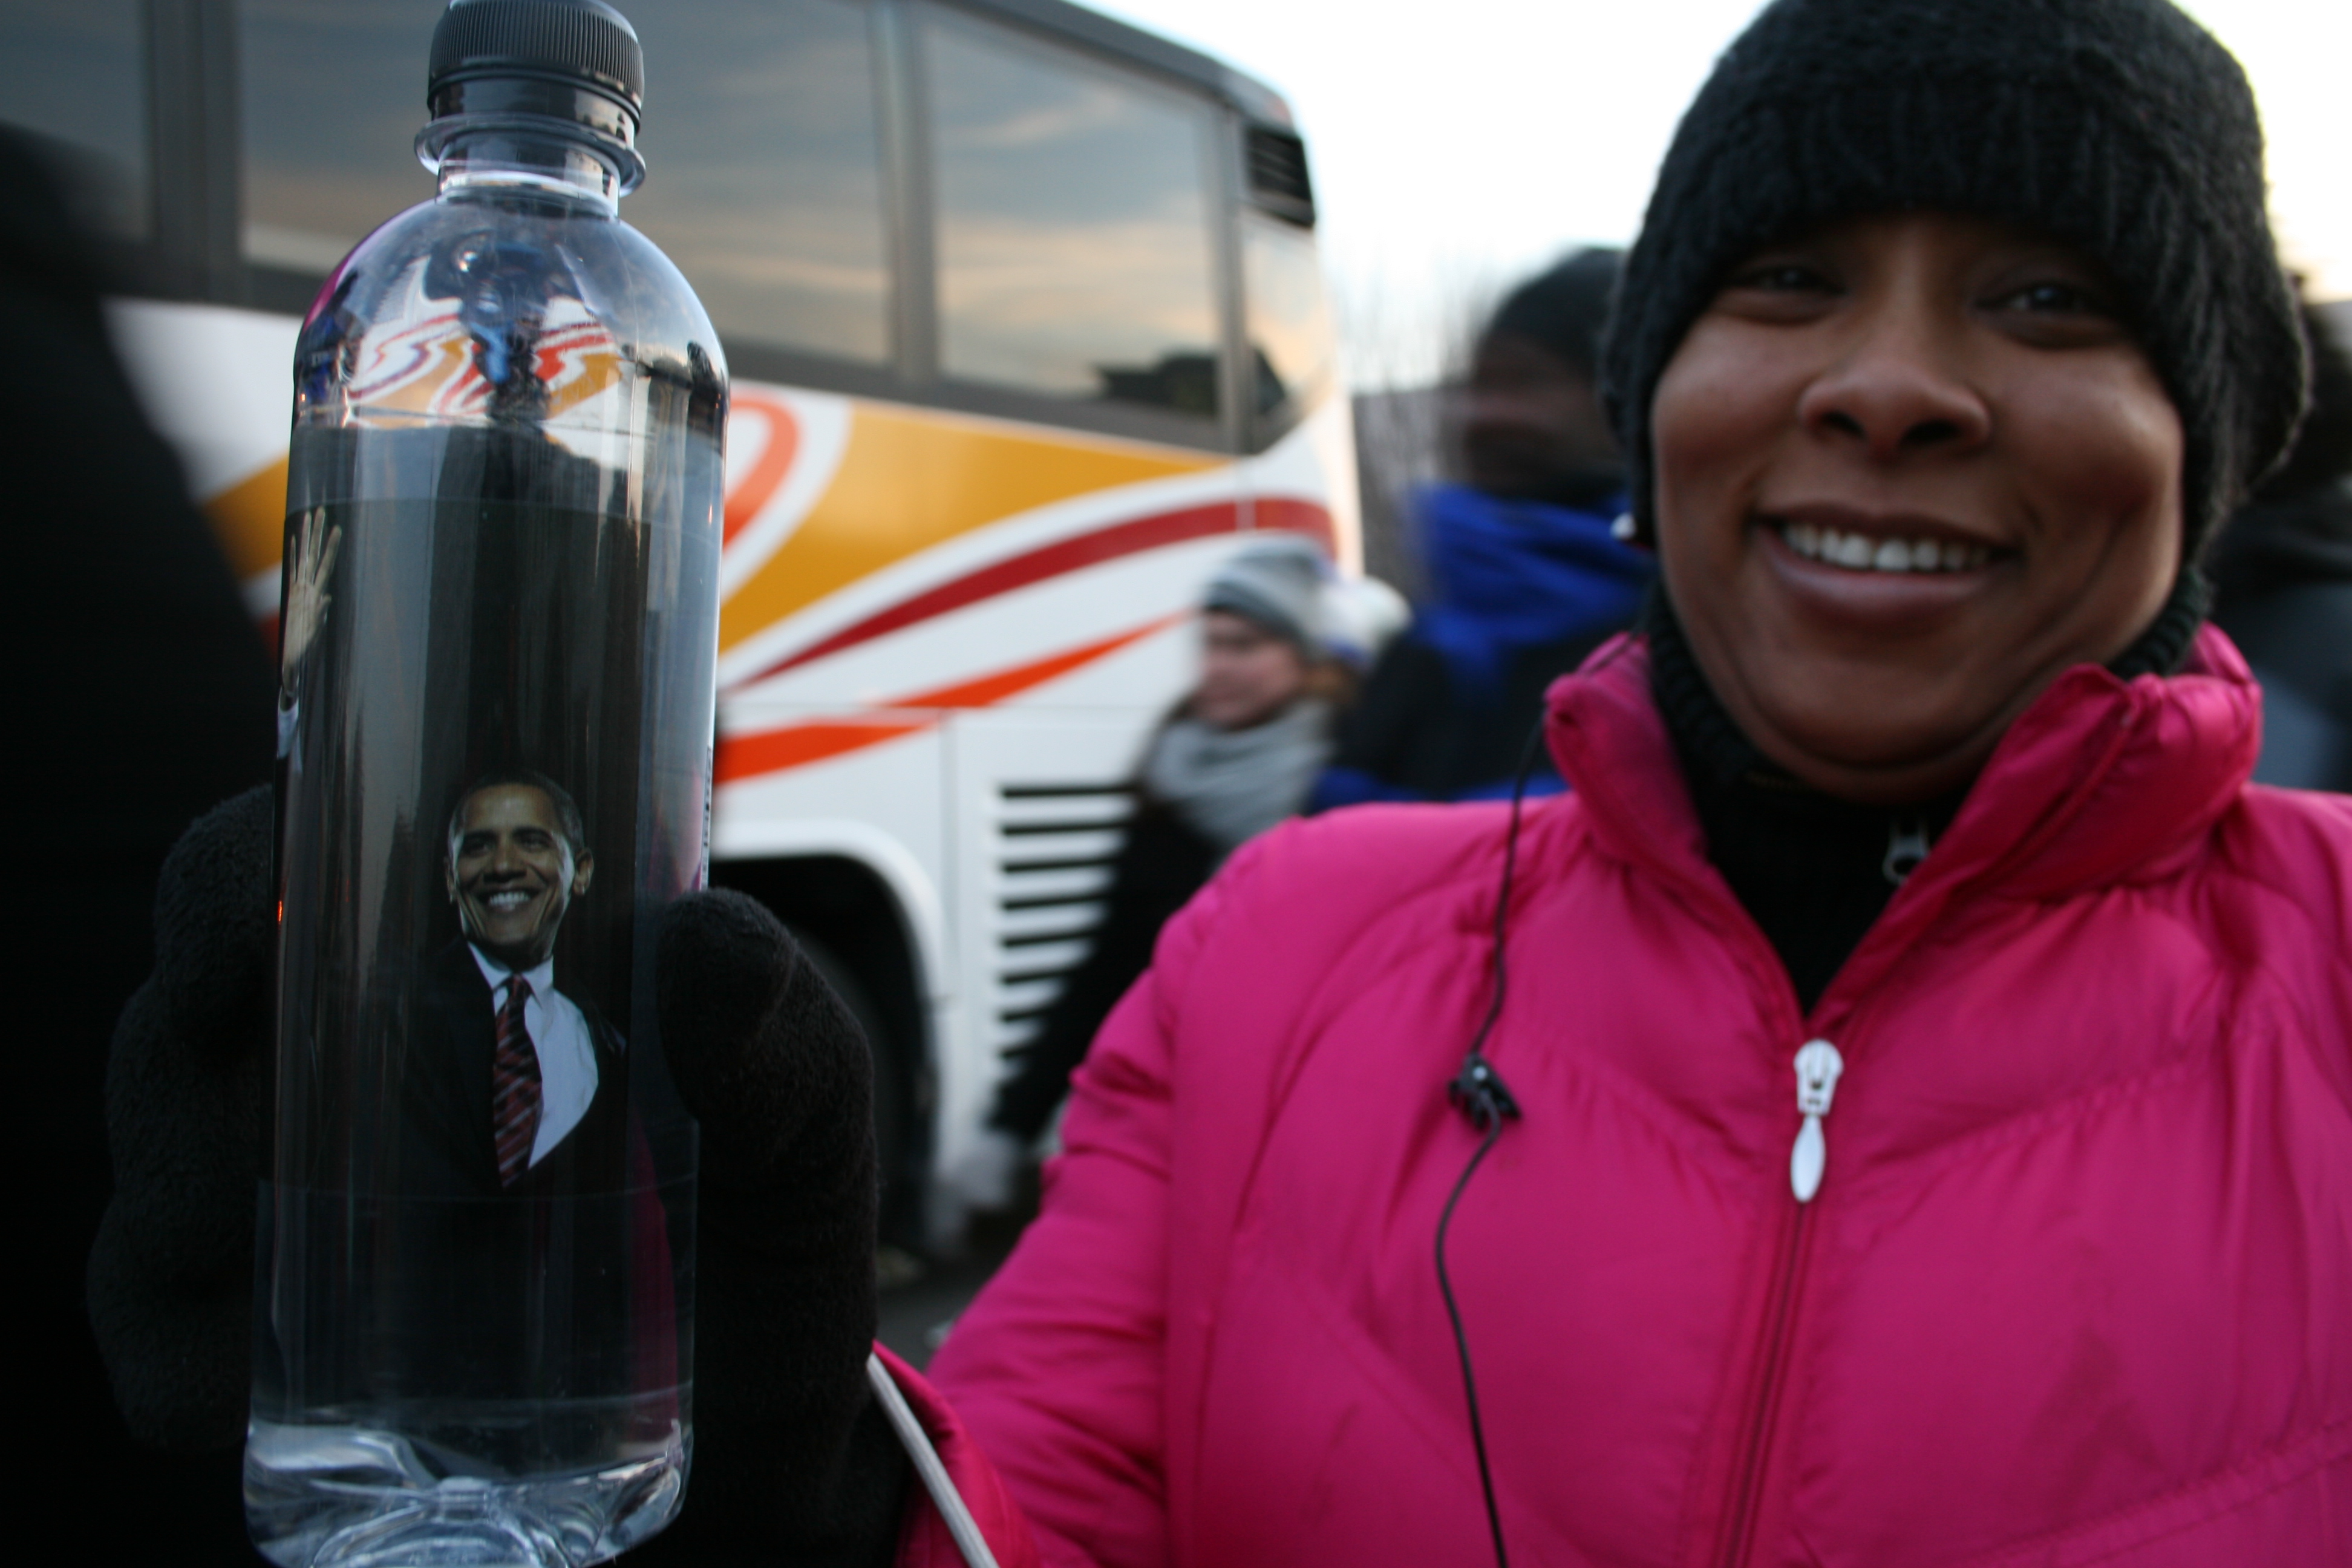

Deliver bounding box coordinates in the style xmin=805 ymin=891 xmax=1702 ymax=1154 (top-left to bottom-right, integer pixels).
xmin=1883 ymin=817 xmax=1932 ymax=884
xmin=1790 ymin=1039 xmax=1844 ymax=1203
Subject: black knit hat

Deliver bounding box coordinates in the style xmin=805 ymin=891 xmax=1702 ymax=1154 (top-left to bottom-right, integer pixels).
xmin=1600 ymin=0 xmax=2308 ymax=563
xmin=1486 ymin=247 xmax=1622 ymax=380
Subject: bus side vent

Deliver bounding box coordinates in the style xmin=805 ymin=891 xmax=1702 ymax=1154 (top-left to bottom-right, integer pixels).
xmin=1245 ymin=126 xmax=1316 ymax=226
xmin=988 ymin=783 xmax=1136 ymax=1058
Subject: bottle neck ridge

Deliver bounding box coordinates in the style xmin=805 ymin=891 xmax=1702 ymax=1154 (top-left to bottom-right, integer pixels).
xmin=422 ymin=120 xmax=632 ymax=212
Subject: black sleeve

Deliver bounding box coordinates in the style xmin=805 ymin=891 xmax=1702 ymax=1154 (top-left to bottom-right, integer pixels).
xmin=986 ymin=809 xmax=1217 ymax=1143
xmin=1324 ymin=635 xmax=1455 ymax=791
xmin=1325 ymin=629 xmax=1619 ymax=803
xmin=2214 ymin=580 xmax=2352 ymax=793
xmin=4 ymin=129 xmax=277 ymax=1564
xmin=1 ymin=132 xmax=276 ymax=850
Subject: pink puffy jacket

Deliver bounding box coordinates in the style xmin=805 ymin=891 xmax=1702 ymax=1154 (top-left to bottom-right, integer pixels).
xmin=920 ymin=627 xmax=2352 ymax=1567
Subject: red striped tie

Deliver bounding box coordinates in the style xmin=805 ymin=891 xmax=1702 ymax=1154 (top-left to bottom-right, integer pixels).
xmin=491 ymin=976 xmax=541 ymax=1187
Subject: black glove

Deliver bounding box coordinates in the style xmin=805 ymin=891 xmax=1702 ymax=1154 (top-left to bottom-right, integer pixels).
xmin=87 ymin=787 xmax=910 ymax=1564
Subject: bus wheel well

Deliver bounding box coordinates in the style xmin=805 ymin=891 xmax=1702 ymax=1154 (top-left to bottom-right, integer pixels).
xmin=708 ymin=854 xmax=930 ymax=1247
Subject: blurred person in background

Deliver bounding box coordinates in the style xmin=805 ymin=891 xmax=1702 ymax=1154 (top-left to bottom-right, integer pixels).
xmin=1 ymin=127 xmax=277 ymax=1560
xmin=1312 ymin=248 xmax=1655 ymax=809
xmin=960 ymin=538 xmax=1360 ymax=1211
xmin=2207 ymin=290 xmax=2351 ymax=790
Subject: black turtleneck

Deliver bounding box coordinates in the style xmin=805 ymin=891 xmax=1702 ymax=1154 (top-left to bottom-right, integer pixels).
xmin=1644 ymin=575 xmax=2209 ymax=1012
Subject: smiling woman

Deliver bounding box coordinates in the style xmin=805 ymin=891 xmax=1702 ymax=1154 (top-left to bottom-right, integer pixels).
xmin=906 ymin=1 xmax=2352 ymax=1564
xmin=1652 ymin=211 xmax=2187 ymax=802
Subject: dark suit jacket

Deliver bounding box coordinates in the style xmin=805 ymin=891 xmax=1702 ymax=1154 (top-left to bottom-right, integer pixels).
xmin=371 ymin=940 xmax=652 ymax=1420
xmin=398 ymin=938 xmax=630 ymax=1200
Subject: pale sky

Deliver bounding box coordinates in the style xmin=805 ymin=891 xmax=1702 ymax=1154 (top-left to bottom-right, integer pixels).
xmin=1092 ymin=0 xmax=2352 ymax=389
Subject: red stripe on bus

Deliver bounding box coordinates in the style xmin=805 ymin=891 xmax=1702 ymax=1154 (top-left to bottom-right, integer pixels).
xmin=739 ymin=501 xmax=1239 ymax=687
xmin=1255 ymin=495 xmax=1337 ymax=551
xmin=894 ymin=615 xmax=1177 ymax=710
xmin=722 ymin=394 xmax=802 ymax=546
xmin=714 ymin=616 xmax=1180 ymax=786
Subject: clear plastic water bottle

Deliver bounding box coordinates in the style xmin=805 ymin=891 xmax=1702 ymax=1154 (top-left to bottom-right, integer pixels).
xmin=248 ymin=3 xmax=721 ymax=1563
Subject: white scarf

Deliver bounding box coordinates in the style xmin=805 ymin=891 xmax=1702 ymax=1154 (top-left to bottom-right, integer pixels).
xmin=1140 ymin=701 xmax=1334 ymax=858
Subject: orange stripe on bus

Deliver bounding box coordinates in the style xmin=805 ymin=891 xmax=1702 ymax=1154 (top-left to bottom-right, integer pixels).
xmin=714 ymin=615 xmax=1182 ymax=786
xmin=204 ymin=455 xmax=290 ymax=580
xmin=713 ymin=718 xmax=930 ymax=784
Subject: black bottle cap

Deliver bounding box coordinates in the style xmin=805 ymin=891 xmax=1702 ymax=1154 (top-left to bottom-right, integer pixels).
xmin=428 ymin=0 xmax=644 ymax=118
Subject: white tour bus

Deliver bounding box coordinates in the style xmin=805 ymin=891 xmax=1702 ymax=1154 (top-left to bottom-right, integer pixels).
xmin=7 ymin=0 xmax=1359 ymax=1246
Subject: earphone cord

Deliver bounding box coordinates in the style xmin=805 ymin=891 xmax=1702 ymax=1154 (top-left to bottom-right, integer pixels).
xmin=1436 ymin=1115 xmax=1512 ymax=1568
xmin=1435 ymin=716 xmax=1550 ymax=1568
xmin=1466 ymin=717 xmax=1543 ymax=1057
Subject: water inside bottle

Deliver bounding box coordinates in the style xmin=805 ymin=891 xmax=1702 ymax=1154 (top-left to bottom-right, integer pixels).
xmin=253 ymin=431 xmax=719 ymax=1566
xmin=246 ymin=1173 xmax=696 ymax=1567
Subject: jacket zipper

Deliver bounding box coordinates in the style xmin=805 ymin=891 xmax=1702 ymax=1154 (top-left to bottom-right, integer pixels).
xmin=1715 ymin=1039 xmax=1846 ymax=1568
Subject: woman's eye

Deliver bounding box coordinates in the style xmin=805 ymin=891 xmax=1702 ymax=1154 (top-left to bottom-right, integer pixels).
xmin=1711 ymin=261 xmax=1840 ymax=320
xmin=1998 ymin=279 xmax=2111 ymax=316
xmin=1730 ymin=262 xmax=1832 ymax=293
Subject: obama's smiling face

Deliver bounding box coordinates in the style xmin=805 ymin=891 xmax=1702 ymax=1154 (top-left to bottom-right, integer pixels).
xmin=445 ymin=783 xmax=594 ymax=970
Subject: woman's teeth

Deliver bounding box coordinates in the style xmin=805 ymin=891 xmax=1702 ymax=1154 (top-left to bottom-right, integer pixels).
xmin=1781 ymin=521 xmax=1990 ymax=573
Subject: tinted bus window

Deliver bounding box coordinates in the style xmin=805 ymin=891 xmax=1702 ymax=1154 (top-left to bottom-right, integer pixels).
xmin=627 ymin=0 xmax=890 ymax=366
xmin=1242 ymin=211 xmax=1335 ymax=421
xmin=241 ymin=0 xmax=435 ymax=273
xmin=1 ymin=0 xmax=148 ymax=240
xmin=926 ymin=15 xmax=1220 ymax=417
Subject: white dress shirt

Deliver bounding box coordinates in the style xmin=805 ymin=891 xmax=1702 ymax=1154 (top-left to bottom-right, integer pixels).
xmin=470 ymin=945 xmax=600 ymax=1166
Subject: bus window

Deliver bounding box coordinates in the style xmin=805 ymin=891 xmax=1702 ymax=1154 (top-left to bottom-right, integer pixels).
xmin=1 ymin=0 xmax=148 ymax=240
xmin=240 ymin=0 xmax=434 ymax=275
xmin=627 ymin=0 xmax=892 ymax=368
xmin=1241 ymin=210 xmax=1337 ymax=431
xmin=924 ymin=13 xmax=1221 ymax=419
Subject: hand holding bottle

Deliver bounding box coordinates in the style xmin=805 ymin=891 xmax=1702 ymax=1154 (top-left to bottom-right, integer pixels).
xmin=88 ymin=789 xmax=912 ymax=1563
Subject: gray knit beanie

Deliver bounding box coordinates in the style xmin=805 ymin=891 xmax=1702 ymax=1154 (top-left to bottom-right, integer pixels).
xmin=1600 ymin=0 xmax=2308 ymax=563
xmin=1203 ymin=537 xmax=1330 ymax=658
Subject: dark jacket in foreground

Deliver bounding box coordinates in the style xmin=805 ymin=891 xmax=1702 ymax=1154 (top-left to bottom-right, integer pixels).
xmin=4 ymin=129 xmax=276 ymax=1560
